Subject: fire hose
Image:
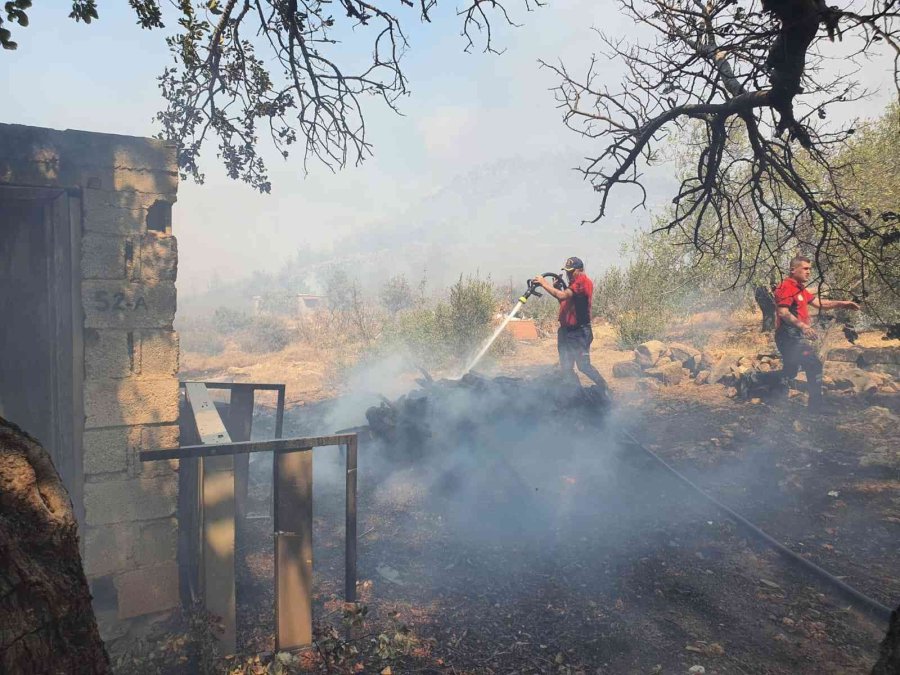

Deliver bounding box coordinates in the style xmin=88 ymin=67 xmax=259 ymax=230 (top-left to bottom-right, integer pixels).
xmin=619 ymin=429 xmax=893 ymax=624
xmin=519 ymin=272 xmax=567 ymax=303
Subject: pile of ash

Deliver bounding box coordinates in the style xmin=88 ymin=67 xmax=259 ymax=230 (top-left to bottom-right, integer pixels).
xmin=365 ymin=370 xmax=610 ymax=459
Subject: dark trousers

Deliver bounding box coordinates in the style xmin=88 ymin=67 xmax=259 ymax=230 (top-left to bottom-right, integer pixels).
xmin=558 ymin=325 xmax=607 ymax=389
xmin=775 ymin=327 xmax=823 ymax=404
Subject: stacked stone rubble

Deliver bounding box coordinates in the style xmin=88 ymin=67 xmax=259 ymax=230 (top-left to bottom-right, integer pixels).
xmin=612 ymin=334 xmax=899 ymax=397
xmin=612 ymin=340 xmax=704 ymax=389
xmin=823 ymin=347 xmax=900 ymax=395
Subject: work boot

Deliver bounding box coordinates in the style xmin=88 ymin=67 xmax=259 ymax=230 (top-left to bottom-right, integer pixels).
xmin=768 ymin=374 xmax=790 ymax=401
xmin=807 ymin=393 xmax=828 ymax=415
xmin=806 ymin=372 xmax=825 ymax=413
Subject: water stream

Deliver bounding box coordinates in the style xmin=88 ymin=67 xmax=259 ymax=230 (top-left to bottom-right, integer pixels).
xmin=461 ymin=300 xmax=526 ymax=375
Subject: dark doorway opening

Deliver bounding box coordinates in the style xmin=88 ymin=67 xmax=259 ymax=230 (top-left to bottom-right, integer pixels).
xmin=0 ymin=185 xmax=84 ymax=519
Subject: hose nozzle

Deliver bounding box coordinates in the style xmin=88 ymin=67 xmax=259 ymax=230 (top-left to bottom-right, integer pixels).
xmin=519 ymin=272 xmax=568 ymax=303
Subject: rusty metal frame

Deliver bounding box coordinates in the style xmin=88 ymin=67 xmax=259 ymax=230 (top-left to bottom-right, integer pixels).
xmin=145 ymin=382 xmax=356 ymax=653
xmin=184 ymin=382 xmax=285 ymax=521
xmin=192 ymin=381 xmax=286 ymax=440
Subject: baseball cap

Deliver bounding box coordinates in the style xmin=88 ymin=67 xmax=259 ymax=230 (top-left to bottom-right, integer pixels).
xmin=563 ymin=256 xmax=584 ymax=271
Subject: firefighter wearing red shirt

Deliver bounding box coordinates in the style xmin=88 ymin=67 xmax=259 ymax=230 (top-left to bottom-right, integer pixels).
xmin=533 ymin=257 xmax=608 ymax=392
xmin=774 ymin=255 xmax=859 ymax=410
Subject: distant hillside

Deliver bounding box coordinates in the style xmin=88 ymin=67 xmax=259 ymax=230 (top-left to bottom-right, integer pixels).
xmin=180 ymin=153 xmax=673 ymax=314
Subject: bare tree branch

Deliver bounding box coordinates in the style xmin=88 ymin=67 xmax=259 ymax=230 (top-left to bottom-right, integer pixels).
xmin=5 ymin=1 xmax=539 ymax=192
xmin=542 ymin=0 xmax=899 ymax=302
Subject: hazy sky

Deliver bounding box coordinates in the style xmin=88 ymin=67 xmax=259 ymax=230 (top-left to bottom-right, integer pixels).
xmin=3 ymin=3 xmax=895 ymax=296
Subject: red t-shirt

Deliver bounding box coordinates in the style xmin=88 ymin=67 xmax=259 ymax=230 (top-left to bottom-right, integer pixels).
xmin=774 ymin=277 xmax=815 ymax=328
xmin=559 ymin=274 xmax=593 ymax=327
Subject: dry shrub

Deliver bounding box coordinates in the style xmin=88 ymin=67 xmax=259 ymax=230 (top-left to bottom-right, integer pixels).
xmin=176 ymin=314 xmax=226 ymax=356
xmin=179 ymin=330 xmax=225 ymax=356
xmin=237 ymin=315 xmax=292 ymax=353
xmin=295 ymin=309 xmax=342 ymax=345
xmin=211 ymin=307 xmax=252 ymax=334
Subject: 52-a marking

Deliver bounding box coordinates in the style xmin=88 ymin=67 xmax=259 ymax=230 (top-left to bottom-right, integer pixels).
xmin=93 ymin=290 xmax=147 ymax=311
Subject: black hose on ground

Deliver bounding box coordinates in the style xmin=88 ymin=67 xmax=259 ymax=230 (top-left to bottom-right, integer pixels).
xmin=620 ymin=429 xmax=893 ymax=625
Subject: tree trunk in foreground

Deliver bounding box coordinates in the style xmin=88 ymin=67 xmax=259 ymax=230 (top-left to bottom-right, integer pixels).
xmin=0 ymin=416 xmax=109 ymax=674
xmin=873 ymin=605 xmax=900 ymax=674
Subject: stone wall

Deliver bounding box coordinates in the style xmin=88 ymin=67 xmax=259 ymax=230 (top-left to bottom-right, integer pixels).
xmin=825 ymin=346 xmax=900 ymax=395
xmin=0 ymin=123 xmax=181 ymax=643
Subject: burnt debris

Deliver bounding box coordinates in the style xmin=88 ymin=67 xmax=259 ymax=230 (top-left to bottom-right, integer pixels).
xmin=365 ymin=371 xmax=610 ymax=460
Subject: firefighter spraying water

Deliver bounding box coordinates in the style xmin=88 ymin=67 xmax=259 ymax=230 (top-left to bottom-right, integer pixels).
xmin=463 ymin=257 xmax=610 ymax=403
xmin=532 ymin=257 xmax=609 ymax=397
xmin=462 ymin=272 xmax=567 ymax=375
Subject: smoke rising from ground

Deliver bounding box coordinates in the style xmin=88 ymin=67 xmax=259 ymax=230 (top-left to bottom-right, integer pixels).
xmin=289 ymin=356 xmax=717 ymax=581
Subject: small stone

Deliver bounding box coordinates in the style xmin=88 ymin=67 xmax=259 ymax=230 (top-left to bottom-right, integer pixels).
xmin=710 ymin=357 xmax=736 ymax=384
xmin=613 ymin=361 xmax=643 ymax=378
xmin=635 ymin=340 xmax=668 ymax=369
xmin=825 ymin=346 xmax=863 ymax=363
xmin=645 ymin=360 xmax=684 ymax=385
xmin=699 ymin=351 xmax=718 ymax=370
xmin=637 ymin=378 xmax=661 ymax=392
xmin=669 ymin=342 xmax=701 ymax=368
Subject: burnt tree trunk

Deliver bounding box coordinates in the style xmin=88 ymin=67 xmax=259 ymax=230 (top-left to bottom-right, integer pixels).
xmin=754 ymin=286 xmax=777 ymax=332
xmin=873 ymin=605 xmax=900 ymax=674
xmin=0 ymin=416 xmax=109 ymax=674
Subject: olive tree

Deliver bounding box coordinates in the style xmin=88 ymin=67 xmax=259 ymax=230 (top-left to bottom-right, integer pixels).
xmin=542 ymin=0 xmax=898 ymax=298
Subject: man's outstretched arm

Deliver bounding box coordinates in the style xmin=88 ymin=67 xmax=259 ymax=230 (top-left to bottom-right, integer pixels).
xmin=534 ymin=276 xmax=573 ymax=301
xmin=811 ymin=297 xmax=860 ymax=311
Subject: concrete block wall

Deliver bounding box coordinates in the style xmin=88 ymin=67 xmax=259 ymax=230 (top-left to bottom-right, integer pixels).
xmin=0 ymin=124 xmax=182 ymax=642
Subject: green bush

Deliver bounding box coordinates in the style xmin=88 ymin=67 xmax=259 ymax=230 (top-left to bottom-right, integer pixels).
xmin=613 ymin=311 xmax=669 ymax=348
xmin=443 ymin=274 xmax=498 ymax=359
xmin=590 ymin=224 xmax=762 ymax=348
xmin=378 ymin=274 xmax=511 ymax=369
xmin=237 ymin=315 xmax=292 ymax=353
xmin=380 ymin=274 xmax=416 ymax=313
xmin=592 ymin=266 xmax=628 ymax=324
xmin=380 ymin=306 xmax=449 ymax=366
xmin=211 ymin=307 xmax=252 ymax=335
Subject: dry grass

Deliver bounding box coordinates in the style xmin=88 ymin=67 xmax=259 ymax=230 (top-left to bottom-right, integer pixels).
xmin=180 ymin=339 xmax=343 ymax=406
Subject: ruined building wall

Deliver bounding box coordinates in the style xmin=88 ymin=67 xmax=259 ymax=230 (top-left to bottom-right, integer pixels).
xmin=0 ymin=124 xmax=181 ymax=642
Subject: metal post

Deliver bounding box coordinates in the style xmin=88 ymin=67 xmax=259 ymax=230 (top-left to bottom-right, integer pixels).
xmin=227 ymin=384 xmax=255 ymax=524
xmin=201 ymin=454 xmax=236 ymax=651
xmin=185 ymin=382 xmax=236 ymax=654
xmin=274 ymin=447 xmax=313 ymax=650
xmin=275 ymin=386 xmax=285 ymax=439
xmin=269 ymin=385 xmax=286 ymax=520
xmin=142 ymin=424 xmax=358 ymax=651
xmin=345 ymin=436 xmax=358 ymax=603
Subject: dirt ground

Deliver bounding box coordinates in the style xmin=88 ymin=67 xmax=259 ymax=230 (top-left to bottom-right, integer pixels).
xmin=181 ymin=313 xmax=900 ymax=674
